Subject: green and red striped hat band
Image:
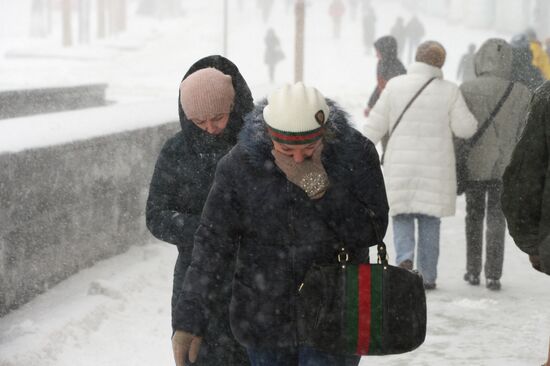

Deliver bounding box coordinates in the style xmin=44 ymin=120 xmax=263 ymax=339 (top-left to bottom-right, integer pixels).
xmin=267 ymin=125 xmax=324 ymax=145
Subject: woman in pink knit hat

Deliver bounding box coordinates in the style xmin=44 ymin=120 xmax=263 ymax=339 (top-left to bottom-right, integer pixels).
xmin=146 ymin=55 xmax=254 ymax=366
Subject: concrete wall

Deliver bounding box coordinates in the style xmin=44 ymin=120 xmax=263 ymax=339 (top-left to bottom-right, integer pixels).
xmin=0 ymin=120 xmax=179 ymax=316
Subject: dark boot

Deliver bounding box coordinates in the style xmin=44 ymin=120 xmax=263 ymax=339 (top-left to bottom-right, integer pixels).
xmin=398 ymin=259 xmax=413 ymax=271
xmin=423 ymin=282 xmax=436 ymax=290
xmin=486 ymin=278 xmax=501 ymax=291
xmin=464 ymin=272 xmax=480 ymax=286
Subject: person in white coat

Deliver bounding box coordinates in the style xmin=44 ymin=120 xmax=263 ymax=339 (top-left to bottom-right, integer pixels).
xmin=363 ymin=41 xmax=477 ymax=289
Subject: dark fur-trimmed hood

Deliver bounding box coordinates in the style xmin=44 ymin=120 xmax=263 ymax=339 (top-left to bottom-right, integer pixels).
xmin=238 ymin=98 xmax=368 ymax=169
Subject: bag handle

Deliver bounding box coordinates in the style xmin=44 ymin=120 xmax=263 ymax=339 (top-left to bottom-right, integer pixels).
xmin=337 ymin=208 xmax=388 ymax=267
xmin=381 ymin=77 xmax=436 ymax=164
xmin=367 ymin=209 xmax=388 ymax=266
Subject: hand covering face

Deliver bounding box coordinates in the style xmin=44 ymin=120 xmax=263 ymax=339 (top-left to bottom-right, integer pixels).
xmin=272 ymin=143 xmax=330 ymax=200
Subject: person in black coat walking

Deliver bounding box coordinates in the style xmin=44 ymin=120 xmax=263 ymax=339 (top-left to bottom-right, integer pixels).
xmin=361 ymin=2 xmax=376 ymax=55
xmin=456 ymin=43 xmax=477 ymax=83
xmin=264 ymin=28 xmax=285 ymax=83
xmin=405 ymin=15 xmax=425 ymax=64
xmin=146 ymin=55 xmax=253 ymax=365
xmin=364 ymin=35 xmax=406 ymax=153
xmin=502 ymin=80 xmax=550 ymax=276
xmin=171 ymin=82 xmax=389 ymax=366
xmin=510 ymin=34 xmax=545 ymax=92
xmin=390 ymin=17 xmax=406 ymax=59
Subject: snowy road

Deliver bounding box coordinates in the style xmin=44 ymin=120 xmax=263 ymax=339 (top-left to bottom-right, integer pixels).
xmin=1 ymin=0 xmax=549 ymax=365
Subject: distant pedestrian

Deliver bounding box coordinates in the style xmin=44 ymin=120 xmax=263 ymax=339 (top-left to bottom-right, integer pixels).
xmin=329 ymin=0 xmax=346 ymax=39
xmin=544 ymin=38 xmax=550 ymax=59
xmin=361 ymin=3 xmax=376 ymax=55
xmin=459 ymin=39 xmax=531 ymax=291
xmin=364 ymin=35 xmax=406 ymax=154
xmin=363 ymin=41 xmax=478 ymax=290
xmin=264 ymin=28 xmax=285 ymax=83
xmin=258 ymin=0 xmax=274 ymax=22
xmin=510 ymin=34 xmax=545 ymax=92
xmin=456 ymin=44 xmax=476 ymax=83
xmin=525 ymin=28 xmax=550 ymax=79
xmin=502 ymin=79 xmax=550 ymax=277
xmin=390 ymin=17 xmax=406 ymax=59
xmin=405 ymin=16 xmax=425 ymax=64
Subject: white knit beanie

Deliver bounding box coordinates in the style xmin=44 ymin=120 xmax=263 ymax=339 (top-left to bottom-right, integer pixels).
xmin=263 ymin=82 xmax=330 ymax=145
xmin=179 ymin=67 xmax=235 ymax=120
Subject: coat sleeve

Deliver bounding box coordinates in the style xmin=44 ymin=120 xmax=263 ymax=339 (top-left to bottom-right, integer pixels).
xmin=502 ymin=91 xmax=549 ymax=256
xmin=172 ymin=155 xmax=241 ymax=335
xmin=314 ymin=134 xmax=389 ymax=259
xmin=363 ymin=86 xmax=392 ymax=144
xmin=145 ymin=140 xmax=201 ymax=247
xmin=449 ymin=87 xmax=478 ymax=139
xmin=367 ymin=84 xmax=381 ymax=109
xmin=515 ymin=86 xmax=532 ymax=141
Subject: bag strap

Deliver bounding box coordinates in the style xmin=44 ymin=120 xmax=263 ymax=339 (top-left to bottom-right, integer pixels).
xmin=387 ymin=77 xmax=437 ymax=139
xmin=466 ymin=81 xmax=514 ymax=147
xmin=381 ymin=77 xmax=436 ymax=164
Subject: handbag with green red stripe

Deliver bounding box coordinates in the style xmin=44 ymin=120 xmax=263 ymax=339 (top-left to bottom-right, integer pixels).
xmin=297 ymin=236 xmax=426 ymax=355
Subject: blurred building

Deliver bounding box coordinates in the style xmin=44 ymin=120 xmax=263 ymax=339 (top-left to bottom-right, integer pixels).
xmin=402 ymin=0 xmax=550 ymax=40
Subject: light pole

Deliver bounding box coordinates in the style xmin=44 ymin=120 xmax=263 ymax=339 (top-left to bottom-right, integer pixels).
xmin=223 ymin=0 xmax=228 ymax=56
xmin=295 ymin=0 xmax=305 ymax=82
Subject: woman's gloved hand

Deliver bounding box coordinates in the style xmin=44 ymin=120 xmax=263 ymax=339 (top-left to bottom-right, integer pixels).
xmin=272 ymin=144 xmax=330 ymax=200
xmin=172 ymin=330 xmax=203 ymax=366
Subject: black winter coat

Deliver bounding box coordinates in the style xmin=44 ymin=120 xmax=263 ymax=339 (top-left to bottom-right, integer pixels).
xmin=368 ymin=36 xmax=407 ymax=108
xmin=510 ymin=42 xmax=545 ymax=92
xmin=502 ymin=80 xmax=550 ymax=275
xmin=173 ymin=100 xmax=389 ymax=349
xmin=146 ymin=55 xmax=253 ymax=365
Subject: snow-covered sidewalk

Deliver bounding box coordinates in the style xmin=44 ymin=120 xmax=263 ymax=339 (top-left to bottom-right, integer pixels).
xmin=1 ymin=0 xmax=548 ymax=365
xmin=0 ymin=197 xmax=548 ymax=366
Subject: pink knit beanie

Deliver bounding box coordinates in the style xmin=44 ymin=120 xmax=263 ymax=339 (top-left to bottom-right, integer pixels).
xmin=179 ymin=68 xmax=235 ymax=120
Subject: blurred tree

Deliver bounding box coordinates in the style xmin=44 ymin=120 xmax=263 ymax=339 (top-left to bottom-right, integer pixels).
xmin=329 ymin=0 xmax=346 ymax=39
xmin=62 ymin=0 xmax=72 ymax=47
xmin=223 ymin=0 xmax=228 ymax=56
xmin=137 ymin=0 xmax=181 ymax=18
xmin=30 ymin=0 xmax=48 ymax=38
xmin=109 ymin=0 xmax=127 ymax=35
xmin=78 ymin=0 xmax=91 ymax=43
xmin=97 ymin=0 xmax=106 ymax=38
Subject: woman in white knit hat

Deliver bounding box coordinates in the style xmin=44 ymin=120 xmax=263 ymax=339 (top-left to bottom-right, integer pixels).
xmin=171 ymin=82 xmax=389 ymax=366
xmin=146 ymin=55 xmax=254 ymax=366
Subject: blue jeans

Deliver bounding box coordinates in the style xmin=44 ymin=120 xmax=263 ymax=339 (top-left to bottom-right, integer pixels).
xmin=393 ymin=213 xmax=441 ymax=284
xmin=247 ymin=346 xmax=360 ymax=366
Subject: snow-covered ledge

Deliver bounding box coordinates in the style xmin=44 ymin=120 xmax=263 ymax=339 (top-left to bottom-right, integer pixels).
xmin=0 ymin=99 xmax=178 ymax=154
xmin=0 ymin=101 xmax=180 ymax=316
